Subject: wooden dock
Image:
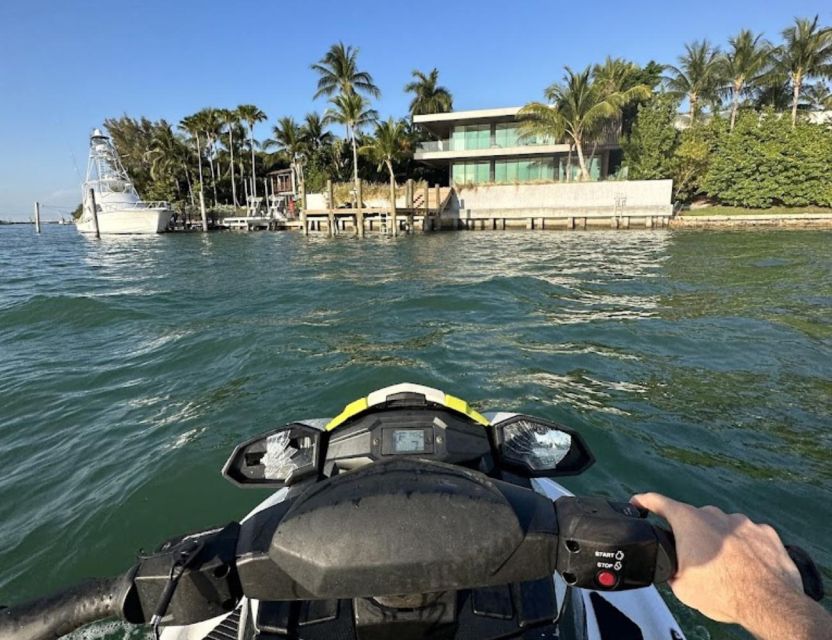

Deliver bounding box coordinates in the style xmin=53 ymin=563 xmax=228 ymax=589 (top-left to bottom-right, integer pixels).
xmin=300 ymin=180 xmax=450 ymax=236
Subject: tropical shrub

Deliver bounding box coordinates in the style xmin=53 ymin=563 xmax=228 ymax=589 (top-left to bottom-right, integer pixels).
xmin=623 ymin=94 xmax=680 ymax=180
xmin=672 ymin=117 xmax=725 ymax=202
xmin=702 ymin=110 xmax=832 ymax=207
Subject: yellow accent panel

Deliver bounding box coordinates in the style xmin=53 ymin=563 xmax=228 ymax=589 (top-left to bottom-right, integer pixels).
xmin=326 ymin=397 xmax=369 ymax=431
xmin=444 ymin=394 xmax=490 ymax=426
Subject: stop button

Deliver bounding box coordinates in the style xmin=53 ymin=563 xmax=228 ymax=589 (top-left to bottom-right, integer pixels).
xmin=596 ymin=570 xmax=618 ymax=588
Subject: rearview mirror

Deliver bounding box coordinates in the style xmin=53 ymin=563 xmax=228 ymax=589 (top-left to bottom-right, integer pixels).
xmin=492 ymin=416 xmax=593 ymax=477
xmin=222 ymin=424 xmax=322 ymax=487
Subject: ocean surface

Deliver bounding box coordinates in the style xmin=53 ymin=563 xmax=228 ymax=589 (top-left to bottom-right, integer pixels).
xmin=0 ymin=225 xmax=829 ymax=639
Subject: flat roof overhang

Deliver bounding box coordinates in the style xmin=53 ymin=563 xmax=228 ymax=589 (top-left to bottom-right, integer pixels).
xmin=414 ymin=143 xmax=620 ymax=165
xmin=413 ymin=106 xmax=523 ymax=138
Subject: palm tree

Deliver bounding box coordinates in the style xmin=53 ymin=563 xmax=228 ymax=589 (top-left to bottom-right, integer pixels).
xmin=196 ymin=108 xmax=222 ymax=206
xmin=404 ymin=68 xmax=453 ymax=115
xmin=519 ymin=66 xmax=650 ymax=181
xmin=179 ymin=114 xmax=205 ymax=207
xmin=311 ymin=42 xmax=380 ymax=99
xmin=803 ymin=81 xmax=832 ymax=110
xmin=218 ymin=108 xmax=241 ymax=206
xmin=361 ymin=118 xmax=410 ymax=233
xmin=145 ymin=121 xmax=189 ymax=203
xmin=236 ymin=104 xmax=267 ymax=198
xmin=324 ymin=93 xmax=378 ymax=192
xmin=592 ymin=57 xmax=642 ymax=94
xmin=719 ymin=30 xmax=773 ymax=130
xmin=301 ymin=112 xmax=334 ymax=150
xmin=267 ymin=117 xmax=307 ymax=194
xmin=665 ymin=40 xmax=722 ymax=125
xmin=753 ymin=79 xmax=792 ymax=110
xmin=360 ymin=118 xmax=410 ymax=186
xmin=778 ymin=15 xmax=832 ymax=126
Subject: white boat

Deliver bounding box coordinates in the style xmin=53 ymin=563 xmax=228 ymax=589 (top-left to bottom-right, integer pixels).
xmin=76 ymin=129 xmax=172 ymax=234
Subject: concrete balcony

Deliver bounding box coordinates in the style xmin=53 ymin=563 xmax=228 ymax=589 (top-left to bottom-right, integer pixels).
xmin=414 ymin=141 xmax=574 ymax=164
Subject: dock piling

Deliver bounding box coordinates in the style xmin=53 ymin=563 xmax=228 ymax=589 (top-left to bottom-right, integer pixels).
xmin=300 ymin=181 xmax=308 ymax=235
xmin=88 ymin=188 xmax=100 ymax=239
xmin=199 ymin=190 xmax=208 ymax=232
xmin=33 ymin=202 xmax=41 ymax=234
xmin=327 ymin=180 xmax=335 ymax=237
xmin=391 ymin=179 xmax=399 ymax=236
xmin=357 ymin=180 xmax=365 ymax=238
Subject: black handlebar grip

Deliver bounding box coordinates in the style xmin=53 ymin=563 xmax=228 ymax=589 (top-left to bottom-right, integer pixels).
xmin=0 ymin=571 xmax=136 ymax=640
xmin=652 ymin=526 xmax=678 ymax=584
xmin=785 ymin=545 xmax=824 ymax=601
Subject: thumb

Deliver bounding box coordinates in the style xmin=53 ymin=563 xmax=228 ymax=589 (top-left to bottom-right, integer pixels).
xmin=631 ymin=492 xmax=685 ymax=521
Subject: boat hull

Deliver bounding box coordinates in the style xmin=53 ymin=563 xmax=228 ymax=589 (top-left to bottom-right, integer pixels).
xmin=76 ymin=207 xmax=171 ymax=234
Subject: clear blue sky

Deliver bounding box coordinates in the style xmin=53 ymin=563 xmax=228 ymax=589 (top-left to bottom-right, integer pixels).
xmin=0 ymin=0 xmax=829 ymax=219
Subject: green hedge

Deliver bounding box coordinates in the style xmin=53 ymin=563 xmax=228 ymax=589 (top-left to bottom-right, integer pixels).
xmin=624 ymin=97 xmax=832 ymax=207
xmin=701 ymin=111 xmax=832 ymax=208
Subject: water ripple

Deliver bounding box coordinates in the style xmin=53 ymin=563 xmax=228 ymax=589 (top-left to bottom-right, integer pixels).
xmin=0 ymin=226 xmax=830 ymax=640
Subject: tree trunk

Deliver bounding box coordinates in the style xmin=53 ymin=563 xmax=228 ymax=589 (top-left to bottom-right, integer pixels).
xmin=730 ymin=80 xmax=742 ymax=131
xmin=588 ymin=141 xmax=598 ymax=181
xmin=184 ymin=163 xmax=194 ymax=207
xmin=350 ymin=126 xmax=360 ymax=199
xmin=689 ymin=93 xmax=698 ymax=125
xmin=250 ymin=127 xmax=257 ymax=198
xmin=207 ymin=151 xmax=218 ymax=207
xmin=566 ymin=145 xmax=573 ymax=182
xmin=228 ymin=130 xmax=238 ymax=208
xmin=387 ymin=160 xmax=397 ymax=236
xmin=791 ymin=71 xmax=802 ymax=128
xmin=195 ymin=134 xmax=205 ymax=206
xmin=573 ymin=137 xmax=589 ymax=181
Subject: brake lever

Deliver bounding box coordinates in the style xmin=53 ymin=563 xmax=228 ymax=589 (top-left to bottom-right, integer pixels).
xmin=651 ymin=525 xmax=677 ymax=584
xmin=786 ymin=546 xmax=824 ymax=601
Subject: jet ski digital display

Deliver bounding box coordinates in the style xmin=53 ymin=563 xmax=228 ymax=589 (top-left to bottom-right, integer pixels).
xmin=392 ymin=429 xmax=426 ymax=453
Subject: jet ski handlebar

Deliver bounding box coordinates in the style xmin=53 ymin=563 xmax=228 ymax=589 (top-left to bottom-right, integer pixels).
xmin=0 ymin=461 xmax=824 ymax=640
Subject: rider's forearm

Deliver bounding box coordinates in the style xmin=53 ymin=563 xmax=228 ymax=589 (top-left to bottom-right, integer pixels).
xmin=741 ymin=588 xmax=830 ymax=640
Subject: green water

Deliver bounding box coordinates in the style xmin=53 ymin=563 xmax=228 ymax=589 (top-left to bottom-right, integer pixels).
xmin=0 ymin=226 xmax=830 ymax=639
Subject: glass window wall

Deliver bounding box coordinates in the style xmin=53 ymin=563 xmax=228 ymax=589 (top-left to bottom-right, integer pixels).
xmin=494 ymin=159 xmax=556 ymax=183
xmin=448 ymin=122 xmax=561 ymax=150
xmin=452 ymin=125 xmax=491 ymax=150
xmin=452 ymin=161 xmax=492 ymax=184
xmin=495 ymin=124 xmax=520 ymax=148
xmin=558 ymin=155 xmax=601 ymax=181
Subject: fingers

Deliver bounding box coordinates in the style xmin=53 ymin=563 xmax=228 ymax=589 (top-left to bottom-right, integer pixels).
xmin=631 ymin=492 xmax=687 ymax=521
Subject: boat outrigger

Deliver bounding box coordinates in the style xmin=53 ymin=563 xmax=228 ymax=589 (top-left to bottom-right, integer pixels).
xmin=76 ymin=129 xmax=172 ymax=234
xmin=0 ymin=383 xmax=822 ymax=640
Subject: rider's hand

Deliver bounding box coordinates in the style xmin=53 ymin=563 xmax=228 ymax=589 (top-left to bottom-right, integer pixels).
xmin=631 ymin=492 xmax=828 ymax=640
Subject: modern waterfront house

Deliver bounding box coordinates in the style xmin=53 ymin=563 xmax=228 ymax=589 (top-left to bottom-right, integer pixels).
xmin=413 ymin=107 xmax=622 ymax=185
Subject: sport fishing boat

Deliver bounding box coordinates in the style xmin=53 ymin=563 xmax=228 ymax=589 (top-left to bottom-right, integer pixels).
xmin=76 ymin=129 xmax=172 ymax=234
xmin=0 ymin=383 xmax=822 ymax=640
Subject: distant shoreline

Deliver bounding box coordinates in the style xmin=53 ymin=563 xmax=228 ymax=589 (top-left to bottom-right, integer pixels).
xmin=0 ymin=220 xmax=67 ymax=225
xmin=4 ymin=211 xmax=832 ymax=231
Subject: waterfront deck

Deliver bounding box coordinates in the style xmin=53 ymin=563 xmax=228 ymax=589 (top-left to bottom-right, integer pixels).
xmin=299 ymin=180 xmax=450 ymax=236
